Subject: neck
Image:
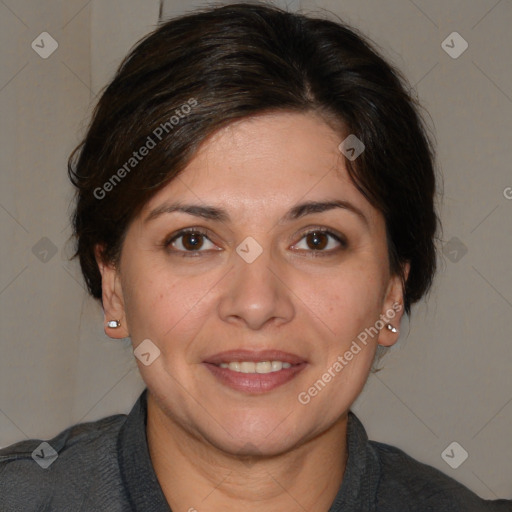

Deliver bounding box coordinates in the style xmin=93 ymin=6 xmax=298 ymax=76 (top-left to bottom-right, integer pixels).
xmin=146 ymin=394 xmax=349 ymax=512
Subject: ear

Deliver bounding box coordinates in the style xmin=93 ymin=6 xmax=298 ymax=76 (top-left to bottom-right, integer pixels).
xmin=377 ymin=262 xmax=410 ymax=347
xmin=94 ymin=244 xmax=130 ymax=339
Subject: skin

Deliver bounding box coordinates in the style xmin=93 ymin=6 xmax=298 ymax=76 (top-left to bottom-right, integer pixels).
xmin=96 ymin=111 xmax=410 ymax=512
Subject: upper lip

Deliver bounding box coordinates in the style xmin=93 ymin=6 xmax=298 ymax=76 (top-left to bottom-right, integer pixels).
xmin=203 ymin=349 xmax=307 ymax=366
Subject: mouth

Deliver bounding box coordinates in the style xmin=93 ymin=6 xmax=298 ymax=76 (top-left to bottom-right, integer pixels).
xmin=202 ymin=349 xmax=308 ymax=394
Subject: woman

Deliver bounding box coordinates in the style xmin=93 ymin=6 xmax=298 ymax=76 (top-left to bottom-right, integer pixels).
xmin=1 ymin=2 xmax=510 ymax=510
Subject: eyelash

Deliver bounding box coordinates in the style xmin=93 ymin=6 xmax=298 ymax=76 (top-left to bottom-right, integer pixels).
xmin=162 ymin=226 xmax=348 ymax=257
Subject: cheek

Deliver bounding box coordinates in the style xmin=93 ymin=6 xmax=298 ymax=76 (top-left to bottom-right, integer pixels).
xmin=303 ymin=264 xmax=385 ymax=342
xmin=122 ymin=264 xmax=219 ymax=345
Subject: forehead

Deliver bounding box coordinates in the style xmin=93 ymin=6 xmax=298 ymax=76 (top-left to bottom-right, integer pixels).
xmin=141 ymin=111 xmax=378 ymax=225
xmin=180 ymin=111 xmax=348 ymax=188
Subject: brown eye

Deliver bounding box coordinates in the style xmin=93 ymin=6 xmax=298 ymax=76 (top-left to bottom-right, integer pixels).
xmin=165 ymin=228 xmax=217 ymax=254
xmin=305 ymin=231 xmax=329 ymax=250
xmin=292 ymin=228 xmax=347 ymax=254
xmin=181 ymin=232 xmax=204 ymax=251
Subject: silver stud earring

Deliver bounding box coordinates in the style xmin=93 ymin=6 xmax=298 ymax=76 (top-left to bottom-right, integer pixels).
xmin=386 ymin=323 xmax=398 ymax=333
xmin=107 ymin=320 xmax=121 ymax=328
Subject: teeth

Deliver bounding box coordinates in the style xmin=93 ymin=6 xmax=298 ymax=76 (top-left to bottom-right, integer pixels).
xmin=218 ymin=361 xmax=293 ymax=373
xmin=256 ymin=361 xmax=271 ymax=373
xmin=271 ymin=360 xmax=281 ymax=371
xmin=240 ymin=362 xmax=255 ymax=373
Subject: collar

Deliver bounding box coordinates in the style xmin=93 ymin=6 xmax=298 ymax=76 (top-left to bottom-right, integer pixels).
xmin=328 ymin=410 xmax=381 ymax=511
xmin=118 ymin=388 xmax=380 ymax=511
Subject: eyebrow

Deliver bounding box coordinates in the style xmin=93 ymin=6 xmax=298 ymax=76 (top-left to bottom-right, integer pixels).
xmin=144 ymin=199 xmax=369 ymax=227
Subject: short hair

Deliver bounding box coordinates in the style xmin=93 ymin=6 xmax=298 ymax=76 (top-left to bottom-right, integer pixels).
xmin=68 ymin=2 xmax=440 ymax=316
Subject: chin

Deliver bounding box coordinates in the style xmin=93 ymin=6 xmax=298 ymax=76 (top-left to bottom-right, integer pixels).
xmin=196 ymin=410 xmax=312 ymax=457
xmin=210 ymin=430 xmax=302 ymax=459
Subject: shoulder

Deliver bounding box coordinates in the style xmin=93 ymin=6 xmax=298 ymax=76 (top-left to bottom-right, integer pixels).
xmin=0 ymin=412 xmax=128 ymax=511
xmin=370 ymin=440 xmax=512 ymax=511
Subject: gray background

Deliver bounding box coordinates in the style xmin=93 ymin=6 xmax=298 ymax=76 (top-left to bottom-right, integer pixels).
xmin=0 ymin=0 xmax=511 ymax=500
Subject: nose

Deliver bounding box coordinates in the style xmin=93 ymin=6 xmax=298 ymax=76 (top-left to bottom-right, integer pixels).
xmin=217 ymin=241 xmax=295 ymax=331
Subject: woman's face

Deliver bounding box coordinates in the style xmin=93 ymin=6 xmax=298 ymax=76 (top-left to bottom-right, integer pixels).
xmin=99 ymin=111 xmax=406 ymax=455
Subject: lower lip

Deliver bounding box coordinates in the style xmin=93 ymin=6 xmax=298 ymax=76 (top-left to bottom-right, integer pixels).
xmin=203 ymin=363 xmax=307 ymax=393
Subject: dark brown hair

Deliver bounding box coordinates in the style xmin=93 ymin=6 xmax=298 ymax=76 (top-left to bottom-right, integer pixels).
xmin=68 ymin=2 xmax=440 ymax=316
